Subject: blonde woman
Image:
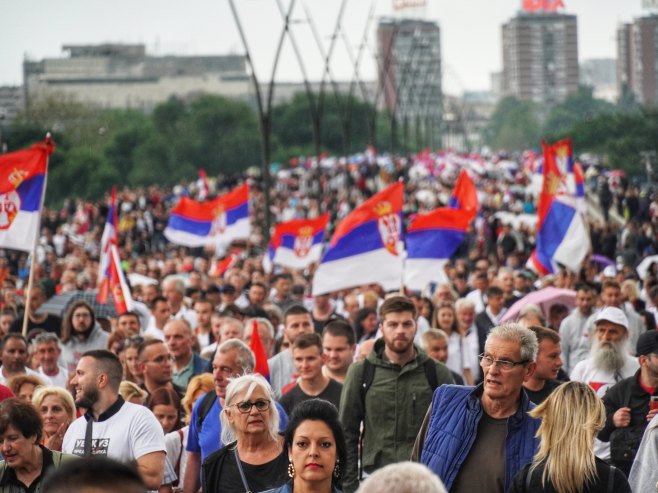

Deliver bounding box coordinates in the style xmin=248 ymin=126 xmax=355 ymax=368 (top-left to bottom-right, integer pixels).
xmin=32 ymin=386 xmax=76 ymax=452
xmin=119 ymin=380 xmax=148 ymax=405
xmin=509 ymin=381 xmax=631 ymax=493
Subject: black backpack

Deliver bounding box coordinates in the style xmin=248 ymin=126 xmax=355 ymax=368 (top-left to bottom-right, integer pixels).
xmin=195 ymin=391 xmax=217 ymax=432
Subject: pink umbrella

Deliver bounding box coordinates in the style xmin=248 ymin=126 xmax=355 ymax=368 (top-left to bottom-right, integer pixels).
xmin=501 ymin=287 xmax=576 ymax=323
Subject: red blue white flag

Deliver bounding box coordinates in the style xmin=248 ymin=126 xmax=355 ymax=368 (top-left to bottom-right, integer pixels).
xmin=268 ymin=215 xmax=329 ymax=271
xmin=404 ymin=208 xmax=473 ymax=292
xmin=0 ymin=138 xmax=53 ymax=252
xmin=164 ymin=184 xmax=250 ymax=248
xmin=97 ymin=187 xmax=118 ymax=304
xmin=312 ymin=183 xmax=404 ymax=295
xmin=108 ymin=244 xmax=134 ymax=314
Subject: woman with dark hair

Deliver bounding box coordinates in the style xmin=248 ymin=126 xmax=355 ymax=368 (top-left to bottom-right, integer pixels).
xmin=0 ymin=398 xmax=76 ymax=491
xmin=147 ymin=387 xmax=183 ymax=435
xmin=353 ymin=308 xmax=378 ymax=344
xmin=263 ymin=399 xmax=346 ymax=493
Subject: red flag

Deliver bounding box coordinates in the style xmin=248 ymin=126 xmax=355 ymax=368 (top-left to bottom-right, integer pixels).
xmin=448 ymin=169 xmax=478 ymax=220
xmin=249 ymin=320 xmax=270 ymax=380
xmin=108 ymin=244 xmax=133 ymax=315
xmin=97 ymin=187 xmax=118 ymax=304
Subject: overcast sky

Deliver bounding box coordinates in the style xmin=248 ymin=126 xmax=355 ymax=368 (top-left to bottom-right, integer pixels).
xmin=1 ymin=0 xmax=648 ymax=95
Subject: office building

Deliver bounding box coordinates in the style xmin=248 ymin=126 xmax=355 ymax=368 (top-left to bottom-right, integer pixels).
xmin=501 ymin=12 xmax=579 ymax=106
xmin=617 ymin=16 xmax=658 ymax=105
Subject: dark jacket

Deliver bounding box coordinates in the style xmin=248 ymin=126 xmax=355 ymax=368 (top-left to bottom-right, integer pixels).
xmin=420 ymin=384 xmax=540 ymax=492
xmin=598 ymin=369 xmax=656 ymax=474
xmin=201 ymin=440 xmax=288 ymax=493
xmin=509 ymin=458 xmax=631 ymax=493
xmin=475 ymin=311 xmax=496 ymax=354
xmin=339 ymin=338 xmax=454 ymax=493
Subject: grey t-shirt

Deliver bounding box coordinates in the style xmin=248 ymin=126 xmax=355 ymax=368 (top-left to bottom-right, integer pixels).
xmin=451 ymin=412 xmax=508 ymax=493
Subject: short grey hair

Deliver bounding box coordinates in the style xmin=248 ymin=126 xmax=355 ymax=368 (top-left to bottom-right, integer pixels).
xmin=217 ymin=339 xmax=255 ymax=373
xmin=454 ymin=298 xmax=475 ymax=312
xmin=356 ymin=462 xmax=447 ymax=493
xmin=33 ymin=333 xmax=61 ymax=348
xmin=220 ymin=374 xmax=280 ymax=445
xmin=486 ymin=322 xmax=538 ymax=362
xmin=220 ymin=317 xmax=245 ymax=337
xmin=162 ymin=275 xmax=185 ymax=294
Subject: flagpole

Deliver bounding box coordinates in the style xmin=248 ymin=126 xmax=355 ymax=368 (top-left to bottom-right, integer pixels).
xmin=21 ymin=134 xmax=52 ymax=337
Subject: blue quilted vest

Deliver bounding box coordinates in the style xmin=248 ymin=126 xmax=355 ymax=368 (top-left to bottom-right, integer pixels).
xmin=420 ymin=384 xmax=540 ymax=491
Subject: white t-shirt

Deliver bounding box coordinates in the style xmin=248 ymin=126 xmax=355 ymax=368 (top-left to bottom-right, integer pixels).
xmin=0 ymin=367 xmax=52 ymax=386
xmin=37 ymin=366 xmax=68 ymax=388
xmin=63 ymin=399 xmax=165 ymax=461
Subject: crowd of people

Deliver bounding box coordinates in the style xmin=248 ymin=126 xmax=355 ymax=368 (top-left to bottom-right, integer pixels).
xmin=0 ymin=150 xmax=656 ymax=492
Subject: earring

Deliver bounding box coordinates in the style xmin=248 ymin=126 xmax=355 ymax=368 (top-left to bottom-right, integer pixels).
xmin=334 ymin=459 xmax=340 ymax=478
xmin=288 ymin=461 xmax=296 ymax=478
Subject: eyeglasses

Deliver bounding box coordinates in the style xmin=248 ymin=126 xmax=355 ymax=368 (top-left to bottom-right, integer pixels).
xmin=478 ymin=353 xmax=529 ymax=371
xmin=232 ymin=399 xmax=270 ymax=414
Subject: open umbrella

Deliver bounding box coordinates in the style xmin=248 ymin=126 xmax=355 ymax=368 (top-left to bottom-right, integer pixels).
xmin=36 ymin=290 xmax=118 ymax=319
xmin=590 ymin=254 xmax=615 ymax=268
xmin=637 ymin=255 xmax=658 ymax=280
xmin=501 ymin=287 xmax=576 ymax=323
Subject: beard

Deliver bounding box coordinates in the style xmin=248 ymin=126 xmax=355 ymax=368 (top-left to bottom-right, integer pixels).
xmin=75 ymin=385 xmax=100 ymax=409
xmin=591 ymin=337 xmax=627 ymax=373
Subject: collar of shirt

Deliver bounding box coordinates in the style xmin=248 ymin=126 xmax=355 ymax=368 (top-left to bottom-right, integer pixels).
xmin=84 ymin=395 xmax=125 ymax=422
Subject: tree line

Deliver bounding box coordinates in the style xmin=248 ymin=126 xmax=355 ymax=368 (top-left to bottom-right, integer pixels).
xmin=3 ymin=85 xmax=656 ymax=204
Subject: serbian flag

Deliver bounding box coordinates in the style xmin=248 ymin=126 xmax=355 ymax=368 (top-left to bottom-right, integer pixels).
xmin=249 ymin=320 xmax=270 ymax=380
xmin=528 ymin=196 xmax=590 ymax=275
xmin=269 ymin=215 xmax=329 ymax=270
xmin=0 ymin=138 xmax=54 ymax=252
xmin=108 ymin=244 xmax=134 ymax=314
xmin=312 ymin=182 xmax=404 ymax=295
xmin=537 ymin=140 xmax=563 ymax=229
xmin=197 ymin=169 xmax=209 ymax=201
xmin=404 ymin=208 xmax=472 ymax=291
xmin=164 ymin=184 xmax=250 ymax=248
xmin=97 ymin=187 xmax=118 ymax=304
xmin=448 ymin=169 xmax=478 ymax=220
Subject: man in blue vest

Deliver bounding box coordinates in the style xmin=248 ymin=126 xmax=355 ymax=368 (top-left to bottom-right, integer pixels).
xmin=415 ymin=323 xmax=541 ymax=493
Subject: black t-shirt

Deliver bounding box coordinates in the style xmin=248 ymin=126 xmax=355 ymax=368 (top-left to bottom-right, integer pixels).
xmin=10 ymin=314 xmax=62 ymax=337
xmin=279 ymin=379 xmax=343 ymax=415
xmin=213 ymin=448 xmax=288 ymax=493
xmin=509 ymin=458 xmax=631 ymax=493
xmin=524 ymin=380 xmax=562 ymax=405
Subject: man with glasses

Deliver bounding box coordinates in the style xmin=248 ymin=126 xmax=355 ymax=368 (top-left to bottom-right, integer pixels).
xmin=34 ymin=333 xmax=68 ymax=388
xmin=415 ymin=323 xmax=540 ymax=493
xmin=136 ymin=340 xmax=183 ymax=398
xmin=182 ymin=339 xmax=288 ymax=493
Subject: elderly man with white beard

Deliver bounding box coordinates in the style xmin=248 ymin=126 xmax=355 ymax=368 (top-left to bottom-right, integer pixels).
xmin=570 ymin=306 xmax=639 ymax=461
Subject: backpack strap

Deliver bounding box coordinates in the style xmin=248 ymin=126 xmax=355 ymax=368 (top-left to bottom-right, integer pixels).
xmin=607 ymin=465 xmax=617 ymax=493
xmin=196 ymin=391 xmax=217 ymax=432
xmin=423 ymin=358 xmax=439 ymax=391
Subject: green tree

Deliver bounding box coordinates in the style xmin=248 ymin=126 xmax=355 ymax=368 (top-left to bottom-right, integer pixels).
xmin=543 ymin=86 xmax=615 ymax=138
xmin=485 ymin=97 xmax=541 ymax=150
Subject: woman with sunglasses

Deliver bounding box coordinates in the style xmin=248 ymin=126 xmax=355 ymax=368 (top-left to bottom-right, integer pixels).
xmin=202 ymin=374 xmax=287 ymax=493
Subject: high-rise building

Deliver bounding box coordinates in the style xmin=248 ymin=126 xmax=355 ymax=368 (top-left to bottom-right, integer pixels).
xmin=377 ymin=18 xmax=442 ymax=143
xmin=501 ymin=11 xmax=579 ymax=106
xmin=23 ymin=44 xmax=250 ymax=110
xmin=617 ymin=16 xmax=658 ymax=105
xmin=580 ymin=58 xmax=617 ymax=102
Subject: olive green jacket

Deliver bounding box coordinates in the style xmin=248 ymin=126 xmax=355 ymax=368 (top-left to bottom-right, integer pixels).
xmin=338 ymin=338 xmax=454 ymax=493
